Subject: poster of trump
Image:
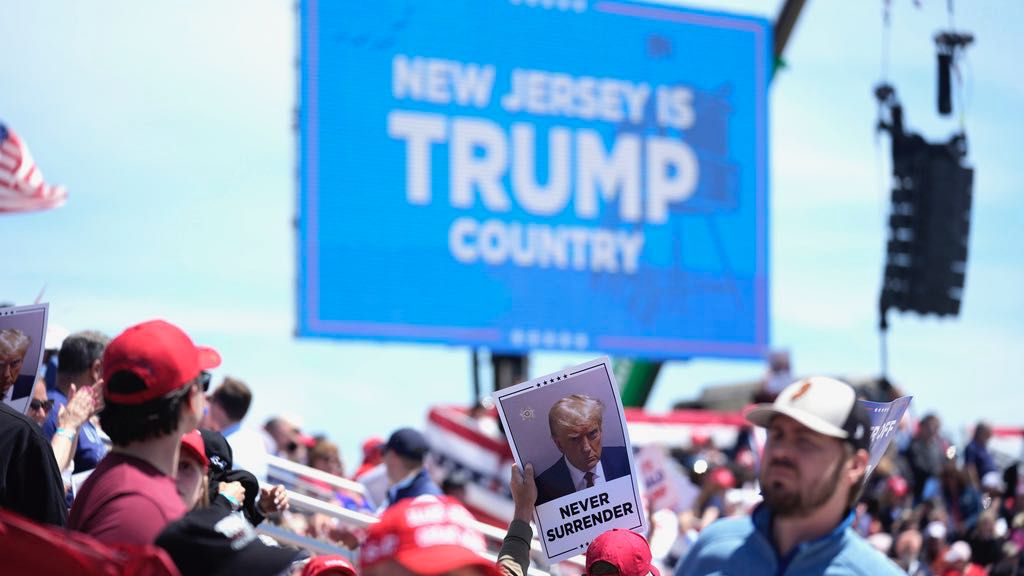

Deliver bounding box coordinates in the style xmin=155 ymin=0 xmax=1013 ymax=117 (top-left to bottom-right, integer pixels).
xmin=493 ymin=356 xmax=644 ymax=563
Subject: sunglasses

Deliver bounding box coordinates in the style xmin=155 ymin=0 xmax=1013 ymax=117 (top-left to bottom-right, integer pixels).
xmin=199 ymin=371 xmax=212 ymax=393
xmin=30 ymin=399 xmax=55 ymax=412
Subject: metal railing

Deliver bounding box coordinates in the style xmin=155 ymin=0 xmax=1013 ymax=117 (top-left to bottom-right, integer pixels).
xmin=267 ymin=458 xmax=585 ymax=574
xmin=268 ymin=455 xmax=370 ymax=496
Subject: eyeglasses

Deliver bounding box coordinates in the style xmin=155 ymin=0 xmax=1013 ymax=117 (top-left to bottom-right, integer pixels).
xmin=29 ymin=399 xmax=54 ymax=412
xmin=199 ymin=371 xmax=212 ymax=393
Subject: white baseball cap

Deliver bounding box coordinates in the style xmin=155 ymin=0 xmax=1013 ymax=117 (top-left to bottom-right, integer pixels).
xmin=745 ymin=376 xmax=871 ymax=451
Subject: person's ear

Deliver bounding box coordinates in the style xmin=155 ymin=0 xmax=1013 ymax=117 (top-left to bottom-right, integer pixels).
xmin=847 ymin=448 xmax=870 ymax=486
xmin=90 ymin=358 xmax=103 ymax=384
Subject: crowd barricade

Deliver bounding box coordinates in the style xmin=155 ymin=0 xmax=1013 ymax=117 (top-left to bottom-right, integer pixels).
xmin=268 ymin=455 xmax=371 ymax=497
xmin=267 ymin=456 xmax=584 ymax=575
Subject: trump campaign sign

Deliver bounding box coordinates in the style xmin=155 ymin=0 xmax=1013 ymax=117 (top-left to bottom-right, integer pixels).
xmin=298 ymin=0 xmax=771 ymax=359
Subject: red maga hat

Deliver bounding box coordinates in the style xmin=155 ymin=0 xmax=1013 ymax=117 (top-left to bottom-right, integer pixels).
xmin=586 ymin=529 xmax=660 ymax=576
xmin=102 ymin=320 xmax=221 ymax=405
xmin=360 ymin=495 xmax=497 ymax=576
xmin=180 ymin=430 xmax=209 ymax=470
xmin=302 ymin=555 xmax=357 ymax=576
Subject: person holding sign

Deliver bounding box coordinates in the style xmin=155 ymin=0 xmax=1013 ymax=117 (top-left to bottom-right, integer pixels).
xmin=535 ymin=394 xmax=631 ymax=506
xmin=675 ymin=376 xmax=904 ymax=575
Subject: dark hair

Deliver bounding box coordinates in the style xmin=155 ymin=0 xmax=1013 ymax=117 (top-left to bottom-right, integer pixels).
xmin=588 ymin=560 xmax=620 ymax=575
xmin=100 ymin=371 xmax=194 ymax=446
xmin=211 ymin=376 xmax=252 ymax=422
xmin=57 ymin=330 xmax=109 ymax=375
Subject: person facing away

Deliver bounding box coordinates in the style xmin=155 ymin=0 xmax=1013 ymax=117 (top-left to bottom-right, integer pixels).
xmin=68 ymin=319 xmax=220 ymax=545
xmin=202 ymin=375 xmax=268 ymax=482
xmin=586 ymin=528 xmax=661 ymax=576
xmin=534 ymin=394 xmax=630 ymax=506
xmin=381 ymin=427 xmax=441 ymax=508
xmin=675 ymin=376 xmax=905 ymax=575
xmin=360 ymin=493 xmax=514 ymax=576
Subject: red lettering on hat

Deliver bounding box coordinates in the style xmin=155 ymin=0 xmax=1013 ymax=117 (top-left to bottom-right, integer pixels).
xmin=791 ymin=380 xmax=813 ymax=401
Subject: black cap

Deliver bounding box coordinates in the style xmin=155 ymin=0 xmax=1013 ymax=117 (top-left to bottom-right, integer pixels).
xmin=384 ymin=427 xmax=429 ymax=461
xmin=156 ymin=506 xmax=302 ymax=576
xmin=200 ymin=428 xmax=233 ymax=478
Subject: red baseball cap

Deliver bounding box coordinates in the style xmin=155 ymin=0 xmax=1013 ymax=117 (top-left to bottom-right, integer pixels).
xmin=302 ymin=555 xmax=357 ymax=576
xmin=586 ymin=529 xmax=660 ymax=576
xmin=360 ymin=495 xmax=498 ymax=576
xmin=887 ymin=475 xmax=909 ymax=499
xmin=709 ymin=466 xmax=736 ymax=489
xmin=362 ymin=437 xmax=384 ymax=460
xmin=102 ymin=320 xmax=221 ymax=405
xmin=180 ymin=430 xmax=209 ymax=470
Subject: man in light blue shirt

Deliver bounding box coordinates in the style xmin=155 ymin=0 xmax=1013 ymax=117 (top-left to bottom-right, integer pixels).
xmin=676 ymin=376 xmax=904 ymax=576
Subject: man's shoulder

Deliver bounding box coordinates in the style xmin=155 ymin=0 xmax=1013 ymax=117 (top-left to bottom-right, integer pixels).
xmin=0 ymin=401 xmax=35 ymax=432
xmin=394 ymin=469 xmax=442 ymax=501
xmin=80 ymin=455 xmax=171 ymax=494
xmin=74 ymin=457 xmax=181 ymax=520
xmin=0 ymin=402 xmax=50 ymax=450
xmin=601 ymin=446 xmax=631 ymax=478
xmin=411 ymin=469 xmax=442 ymax=493
xmin=675 ymin=516 xmax=772 ymax=575
xmin=697 ymin=514 xmax=757 ymax=543
xmin=603 ymin=445 xmax=628 ymax=457
xmin=538 ymin=457 xmax=567 ymax=477
xmin=828 ymin=529 xmax=906 ymax=575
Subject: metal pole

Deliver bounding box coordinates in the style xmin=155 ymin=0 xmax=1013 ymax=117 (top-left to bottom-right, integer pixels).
xmin=774 ymin=0 xmax=808 ymax=61
xmin=472 ymin=348 xmax=481 ymax=404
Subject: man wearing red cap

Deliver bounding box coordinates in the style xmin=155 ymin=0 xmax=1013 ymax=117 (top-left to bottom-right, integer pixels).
xmin=302 ymin=555 xmax=358 ymax=576
xmin=587 ymin=529 xmax=660 ymax=576
xmin=69 ymin=319 xmax=221 ymax=545
xmin=361 ymin=494 xmax=513 ymax=576
xmin=360 ymin=463 xmax=538 ymax=576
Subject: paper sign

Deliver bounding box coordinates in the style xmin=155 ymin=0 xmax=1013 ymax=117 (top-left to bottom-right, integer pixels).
xmin=859 ymin=396 xmax=913 ymax=478
xmin=493 ymin=357 xmax=645 ymax=563
xmin=0 ymin=303 xmax=48 ymax=414
xmin=636 ymin=444 xmax=699 ymax=513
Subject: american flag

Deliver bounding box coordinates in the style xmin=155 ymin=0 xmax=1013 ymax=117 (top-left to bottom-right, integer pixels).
xmin=0 ymin=123 xmax=67 ymax=213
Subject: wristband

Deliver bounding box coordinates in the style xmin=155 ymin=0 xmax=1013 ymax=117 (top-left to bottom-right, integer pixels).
xmin=56 ymin=427 xmax=76 ymax=441
xmin=221 ymin=492 xmax=242 ymax=510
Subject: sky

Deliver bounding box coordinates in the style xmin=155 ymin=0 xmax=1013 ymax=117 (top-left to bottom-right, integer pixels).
xmin=3 ymin=0 xmax=1022 ymax=467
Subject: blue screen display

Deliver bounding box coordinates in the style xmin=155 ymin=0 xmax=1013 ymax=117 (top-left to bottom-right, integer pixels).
xmin=299 ymin=0 xmax=771 ymax=359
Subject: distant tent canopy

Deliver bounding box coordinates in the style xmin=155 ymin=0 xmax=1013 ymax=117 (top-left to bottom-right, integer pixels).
xmin=1 ymin=122 xmax=67 ymax=213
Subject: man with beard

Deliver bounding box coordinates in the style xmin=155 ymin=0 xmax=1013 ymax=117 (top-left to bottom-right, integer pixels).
xmin=675 ymin=376 xmax=904 ymax=575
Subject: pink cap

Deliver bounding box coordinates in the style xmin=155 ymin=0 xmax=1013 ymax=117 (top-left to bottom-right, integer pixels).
xmin=586 ymin=529 xmax=660 ymax=576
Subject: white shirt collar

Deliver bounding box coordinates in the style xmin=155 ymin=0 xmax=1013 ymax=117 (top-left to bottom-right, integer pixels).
xmin=565 ymin=458 xmax=604 ymax=491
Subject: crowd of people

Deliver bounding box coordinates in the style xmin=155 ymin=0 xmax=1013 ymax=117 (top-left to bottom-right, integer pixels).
xmin=0 ymin=317 xmax=1021 ymax=576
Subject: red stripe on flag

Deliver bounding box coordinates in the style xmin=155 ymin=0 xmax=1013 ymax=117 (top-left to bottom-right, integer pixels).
xmin=427 ymin=407 xmax=513 ymax=457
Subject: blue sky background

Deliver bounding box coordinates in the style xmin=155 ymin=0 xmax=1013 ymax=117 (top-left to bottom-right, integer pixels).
xmin=2 ymin=0 xmax=1021 ymax=469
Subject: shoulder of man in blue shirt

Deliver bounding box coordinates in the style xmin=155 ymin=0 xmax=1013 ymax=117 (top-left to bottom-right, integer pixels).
xmin=676 ymin=511 xmax=905 ymax=576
